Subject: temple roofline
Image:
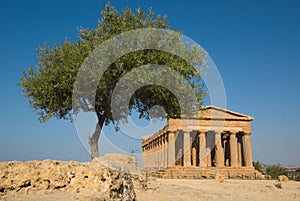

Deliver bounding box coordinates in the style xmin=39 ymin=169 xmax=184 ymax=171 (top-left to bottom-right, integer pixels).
xmin=202 ymin=105 xmax=254 ymax=121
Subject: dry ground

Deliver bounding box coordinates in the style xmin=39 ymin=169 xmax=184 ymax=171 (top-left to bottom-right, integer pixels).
xmin=135 ymin=179 xmax=300 ymax=201
xmin=1 ymin=179 xmax=300 ymax=201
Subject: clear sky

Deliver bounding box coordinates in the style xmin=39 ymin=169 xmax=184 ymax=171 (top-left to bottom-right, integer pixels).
xmin=0 ymin=0 xmax=299 ymax=166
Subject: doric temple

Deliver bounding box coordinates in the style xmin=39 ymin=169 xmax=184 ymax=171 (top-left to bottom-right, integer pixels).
xmin=141 ymin=106 xmax=262 ymax=179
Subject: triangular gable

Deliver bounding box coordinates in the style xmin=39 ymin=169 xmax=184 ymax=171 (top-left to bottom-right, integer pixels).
xmin=200 ymin=105 xmax=254 ymax=121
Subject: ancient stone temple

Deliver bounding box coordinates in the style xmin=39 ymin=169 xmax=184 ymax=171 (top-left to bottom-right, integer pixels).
xmin=141 ymin=106 xmax=262 ymax=179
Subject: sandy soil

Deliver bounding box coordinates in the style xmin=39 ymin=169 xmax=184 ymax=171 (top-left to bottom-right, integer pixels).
xmin=1 ymin=179 xmax=300 ymax=201
xmin=0 ymin=190 xmax=107 ymax=201
xmin=136 ymin=179 xmax=300 ymax=201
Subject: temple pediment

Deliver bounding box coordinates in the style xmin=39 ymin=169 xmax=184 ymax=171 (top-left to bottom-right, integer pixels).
xmin=199 ymin=106 xmax=254 ymax=121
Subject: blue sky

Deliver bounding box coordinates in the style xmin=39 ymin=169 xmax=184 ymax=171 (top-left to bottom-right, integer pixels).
xmin=0 ymin=0 xmax=299 ymax=166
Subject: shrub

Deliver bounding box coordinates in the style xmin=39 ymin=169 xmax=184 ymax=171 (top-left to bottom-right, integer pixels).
xmin=266 ymin=164 xmax=288 ymax=179
xmin=253 ymin=161 xmax=264 ymax=173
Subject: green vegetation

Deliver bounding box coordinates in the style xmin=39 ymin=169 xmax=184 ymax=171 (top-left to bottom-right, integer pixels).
xmin=253 ymin=161 xmax=264 ymax=173
xmin=19 ymin=3 xmax=206 ymax=159
xmin=266 ymin=164 xmax=288 ymax=179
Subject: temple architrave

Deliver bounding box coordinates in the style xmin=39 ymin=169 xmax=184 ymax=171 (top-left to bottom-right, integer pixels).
xmin=141 ymin=106 xmax=262 ymax=179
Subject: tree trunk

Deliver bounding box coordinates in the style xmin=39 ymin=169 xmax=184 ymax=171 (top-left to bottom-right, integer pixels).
xmin=89 ymin=116 xmax=105 ymax=160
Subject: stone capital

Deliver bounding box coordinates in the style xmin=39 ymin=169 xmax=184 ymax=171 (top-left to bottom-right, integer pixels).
xmin=198 ymin=131 xmax=206 ymax=135
xmin=214 ymin=131 xmax=222 ymax=135
xmin=243 ymin=132 xmax=252 ymax=135
xmin=183 ymin=130 xmax=191 ymax=134
xmin=167 ymin=129 xmax=178 ymax=134
xmin=230 ymin=131 xmax=238 ymax=136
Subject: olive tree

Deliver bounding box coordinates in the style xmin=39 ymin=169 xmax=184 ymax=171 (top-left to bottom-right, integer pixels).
xmin=20 ymin=3 xmax=207 ymax=159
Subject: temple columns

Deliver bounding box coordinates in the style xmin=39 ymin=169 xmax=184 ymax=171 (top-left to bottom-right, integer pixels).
xmin=237 ymin=134 xmax=244 ymax=167
xmin=198 ymin=132 xmax=207 ymax=167
xmin=183 ymin=131 xmax=191 ymax=166
xmin=192 ymin=146 xmax=197 ymax=166
xmin=159 ymin=136 xmax=163 ymax=169
xmin=224 ymin=138 xmax=230 ymax=166
xmin=154 ymin=138 xmax=159 ymax=168
xmin=163 ymin=134 xmax=168 ymax=168
xmin=230 ymin=132 xmax=238 ymax=167
xmin=142 ymin=130 xmax=253 ymax=169
xmin=167 ymin=131 xmax=176 ymax=167
xmin=244 ymin=133 xmax=253 ymax=167
xmin=215 ymin=132 xmax=224 ymax=168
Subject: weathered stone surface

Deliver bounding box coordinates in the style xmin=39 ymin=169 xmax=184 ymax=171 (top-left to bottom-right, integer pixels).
xmin=214 ymin=174 xmax=225 ymax=182
xmin=94 ymin=153 xmax=138 ymax=173
xmin=147 ymin=166 xmax=264 ymax=180
xmin=278 ymin=175 xmax=289 ymax=182
xmin=256 ymin=174 xmax=265 ymax=180
xmin=0 ymin=156 xmax=137 ymax=200
xmin=142 ymin=106 xmax=256 ymax=174
xmin=264 ymin=175 xmax=272 ymax=180
xmin=131 ymin=173 xmax=159 ymax=190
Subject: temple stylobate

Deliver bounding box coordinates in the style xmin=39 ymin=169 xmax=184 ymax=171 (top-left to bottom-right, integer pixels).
xmin=141 ymin=106 xmax=261 ymax=179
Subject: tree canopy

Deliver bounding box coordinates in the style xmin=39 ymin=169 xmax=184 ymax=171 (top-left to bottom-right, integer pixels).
xmin=20 ymin=3 xmax=207 ymax=159
xmin=266 ymin=164 xmax=289 ymax=179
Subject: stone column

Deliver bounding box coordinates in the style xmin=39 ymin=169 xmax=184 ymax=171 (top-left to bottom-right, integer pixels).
xmin=198 ymin=132 xmax=207 ymax=167
xmin=160 ymin=137 xmax=162 ymax=168
xmin=167 ymin=131 xmax=176 ymax=167
xmin=157 ymin=138 xmax=160 ymax=169
xmin=244 ymin=133 xmax=253 ymax=167
xmin=237 ymin=134 xmax=244 ymax=167
xmin=230 ymin=132 xmax=238 ymax=167
xmin=148 ymin=143 xmax=151 ymax=168
xmin=142 ymin=146 xmax=145 ymax=168
xmin=151 ymin=142 xmax=154 ymax=168
xmin=192 ymin=147 xmax=197 ymax=166
xmin=154 ymin=139 xmax=157 ymax=168
xmin=164 ymin=134 xmax=168 ymax=168
xmin=152 ymin=141 xmax=155 ymax=168
xmin=224 ymin=138 xmax=230 ymax=166
xmin=152 ymin=140 xmax=155 ymax=168
xmin=207 ymin=152 xmax=212 ymax=167
xmin=157 ymin=139 xmax=159 ymax=168
xmin=215 ymin=132 xmax=224 ymax=168
xmin=160 ymin=136 xmax=164 ymax=169
xmin=206 ymin=131 xmax=212 ymax=167
xmin=153 ymin=141 xmax=156 ymax=168
xmin=183 ymin=131 xmax=191 ymax=167
xmin=147 ymin=146 xmax=150 ymax=168
xmin=146 ymin=146 xmax=149 ymax=168
xmin=143 ymin=146 xmax=147 ymax=168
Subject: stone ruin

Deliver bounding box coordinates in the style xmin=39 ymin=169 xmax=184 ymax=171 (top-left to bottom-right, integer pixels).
xmin=141 ymin=106 xmax=264 ymax=179
xmin=0 ymin=155 xmax=140 ymax=201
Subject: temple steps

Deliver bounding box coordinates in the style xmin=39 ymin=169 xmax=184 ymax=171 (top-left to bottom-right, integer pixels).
xmin=147 ymin=166 xmax=264 ymax=179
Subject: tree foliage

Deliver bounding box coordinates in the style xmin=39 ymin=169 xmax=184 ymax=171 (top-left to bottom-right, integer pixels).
xmin=266 ymin=164 xmax=288 ymax=179
xmin=20 ymin=3 xmax=207 ymax=158
xmin=253 ymin=161 xmax=264 ymax=173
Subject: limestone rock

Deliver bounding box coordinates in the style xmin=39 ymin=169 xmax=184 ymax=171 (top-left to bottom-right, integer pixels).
xmin=278 ymin=175 xmax=289 ymax=182
xmin=256 ymin=174 xmax=266 ymax=180
xmin=0 ymin=159 xmax=137 ymax=200
xmin=94 ymin=153 xmax=138 ymax=173
xmin=215 ymin=174 xmax=225 ymax=182
xmin=265 ymin=175 xmax=272 ymax=180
